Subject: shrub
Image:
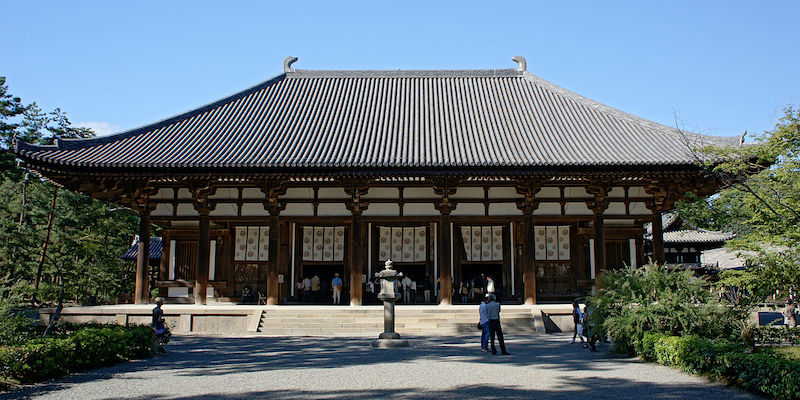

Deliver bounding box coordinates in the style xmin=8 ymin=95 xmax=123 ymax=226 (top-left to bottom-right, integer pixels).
xmin=0 ymin=324 xmax=153 ymax=387
xmin=652 ymin=335 xmax=715 ymax=374
xmin=714 ymin=351 xmax=800 ymax=400
xmin=587 ymin=262 xmax=738 ymax=353
xmin=752 ymin=327 xmax=800 ymax=346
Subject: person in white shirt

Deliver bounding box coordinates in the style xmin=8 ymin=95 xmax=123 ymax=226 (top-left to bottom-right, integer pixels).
xmin=486 ymin=276 xmax=495 ymax=294
xmin=478 ymin=296 xmax=490 ymax=352
xmin=401 ymin=275 xmax=412 ymax=303
xmin=302 ymin=276 xmax=312 ymax=302
xmin=409 ymin=280 xmax=417 ymax=304
xmin=486 ymin=294 xmax=509 ymax=355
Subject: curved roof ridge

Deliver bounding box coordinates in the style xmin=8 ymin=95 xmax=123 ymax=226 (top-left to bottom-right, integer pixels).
xmin=520 ymin=71 xmax=742 ymax=148
xmin=15 ymin=73 xmax=288 ymax=152
xmin=288 ymin=68 xmax=523 ymax=78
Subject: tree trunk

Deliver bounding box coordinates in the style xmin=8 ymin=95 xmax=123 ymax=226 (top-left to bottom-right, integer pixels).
xmin=34 ymin=187 xmax=59 ymax=304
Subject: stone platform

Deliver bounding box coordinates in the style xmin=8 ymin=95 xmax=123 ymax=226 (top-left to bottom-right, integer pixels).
xmin=38 ymin=304 xmax=576 ymax=335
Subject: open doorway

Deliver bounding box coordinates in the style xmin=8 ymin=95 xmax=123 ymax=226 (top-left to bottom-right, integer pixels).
xmin=460 ymin=263 xmax=504 ymax=303
xmin=300 ymin=264 xmax=346 ymax=304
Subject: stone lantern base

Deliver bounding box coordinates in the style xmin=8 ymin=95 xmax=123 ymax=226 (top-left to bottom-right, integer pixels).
xmin=372 ymin=332 xmax=409 ymax=348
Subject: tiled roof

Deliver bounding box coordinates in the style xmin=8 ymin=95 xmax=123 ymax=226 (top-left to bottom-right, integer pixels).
xmin=701 ymin=247 xmax=748 ymax=270
xmin=14 ymin=60 xmax=743 ymax=173
xmin=121 ymin=237 xmax=162 ymax=261
xmin=645 ymin=212 xmax=680 ymax=234
xmin=646 ymin=229 xmax=736 ymax=244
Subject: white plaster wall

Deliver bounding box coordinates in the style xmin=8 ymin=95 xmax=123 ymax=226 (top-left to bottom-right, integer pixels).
xmin=362 ymin=203 xmax=400 ymax=216
xmin=563 ymin=202 xmax=593 ymax=215
xmin=210 ymin=188 xmax=237 ymax=200
xmin=153 ymin=188 xmax=173 ymax=200
xmin=171 ymin=221 xmax=199 ymax=227
xmin=609 ymin=187 xmax=625 ymax=197
xmin=488 ymin=203 xmax=522 ymax=216
xmin=534 ymin=203 xmax=561 ymax=215
xmin=152 ymin=203 xmax=173 ymax=217
xmin=450 ymin=203 xmax=484 ymax=216
xmin=177 ymin=188 xmax=192 ymax=199
xmin=240 ymin=203 xmax=269 ymax=216
xmin=536 ymin=187 xmax=561 ymax=198
xmin=317 ymin=203 xmax=350 ymax=216
xmin=210 ymin=203 xmax=238 ymax=217
xmin=629 ymin=202 xmax=648 ymax=215
xmin=451 ymin=187 xmax=484 ymax=199
xmin=488 ymin=187 xmax=521 ymax=199
xmin=318 ymin=188 xmax=349 ymax=199
xmin=362 ymin=187 xmax=399 ymax=199
xmin=628 ymin=187 xmax=647 ymax=197
xmin=241 ymin=188 xmax=263 ymax=199
xmin=282 ymin=203 xmax=314 ymax=216
xmin=604 ymin=202 xmax=627 ymax=215
xmin=283 ymin=188 xmax=314 ymax=199
xmin=403 ymin=203 xmax=438 ymax=216
xmin=404 ymin=187 xmax=436 ymax=199
xmin=605 ymin=219 xmax=635 ymax=226
xmin=564 ymin=187 xmax=592 ymax=198
xmin=176 ymin=204 xmax=198 ymax=216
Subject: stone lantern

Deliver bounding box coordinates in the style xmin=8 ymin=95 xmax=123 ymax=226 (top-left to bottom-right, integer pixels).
xmin=371 ymin=259 xmax=409 ymax=348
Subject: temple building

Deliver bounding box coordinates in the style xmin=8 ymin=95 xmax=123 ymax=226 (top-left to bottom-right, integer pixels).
xmin=14 ymin=56 xmax=743 ymax=306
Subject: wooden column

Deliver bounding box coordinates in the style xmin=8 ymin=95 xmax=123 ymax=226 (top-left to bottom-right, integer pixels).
xmin=651 ymin=211 xmax=665 ymax=264
xmin=593 ymin=210 xmax=607 ymax=272
xmin=522 ymin=215 xmax=536 ymax=305
xmin=437 ymin=215 xmax=452 ymax=305
xmin=349 ymin=214 xmax=364 ymax=306
xmin=586 ymin=182 xmax=611 ymax=277
xmin=190 ymin=182 xmax=216 ymax=305
xmin=343 ymin=179 xmax=370 ymax=306
xmin=515 ymin=179 xmax=540 ymax=305
xmin=267 ymin=214 xmax=280 ymax=305
xmin=261 ymin=179 xmax=287 ymax=305
xmin=134 ymin=211 xmax=151 ymax=304
xmin=195 ymin=212 xmax=210 ymax=304
xmin=432 ymin=177 xmax=458 ymax=306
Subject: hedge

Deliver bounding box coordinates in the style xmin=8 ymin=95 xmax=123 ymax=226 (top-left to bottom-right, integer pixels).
xmin=0 ymin=324 xmax=152 ymax=389
xmin=634 ymin=332 xmax=800 ymax=400
xmin=752 ymin=327 xmax=800 ymax=346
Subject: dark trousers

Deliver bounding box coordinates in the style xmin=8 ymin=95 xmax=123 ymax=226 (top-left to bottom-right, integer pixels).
xmin=480 ymin=322 xmax=490 ymax=349
xmin=488 ymin=319 xmax=507 ymax=354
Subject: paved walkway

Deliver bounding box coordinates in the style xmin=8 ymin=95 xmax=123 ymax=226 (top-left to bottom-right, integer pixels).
xmin=2 ymin=334 xmax=758 ymax=400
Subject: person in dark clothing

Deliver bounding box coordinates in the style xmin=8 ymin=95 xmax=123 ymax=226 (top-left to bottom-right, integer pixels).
xmin=485 ymin=294 xmax=510 ymax=355
xmin=151 ymin=297 xmax=170 ymax=356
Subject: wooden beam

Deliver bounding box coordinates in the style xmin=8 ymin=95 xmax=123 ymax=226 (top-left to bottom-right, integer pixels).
xmin=134 ymin=210 xmax=151 ymax=304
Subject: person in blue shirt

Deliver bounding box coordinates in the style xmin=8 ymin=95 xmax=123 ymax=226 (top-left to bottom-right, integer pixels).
xmin=485 ymin=294 xmax=510 ymax=355
xmin=478 ymin=295 xmax=490 ymax=352
xmin=331 ymin=273 xmax=343 ymax=304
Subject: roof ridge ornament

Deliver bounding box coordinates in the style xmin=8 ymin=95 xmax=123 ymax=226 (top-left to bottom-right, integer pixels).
xmin=283 ymin=56 xmax=299 ymax=73
xmin=512 ymin=55 xmax=526 ymax=72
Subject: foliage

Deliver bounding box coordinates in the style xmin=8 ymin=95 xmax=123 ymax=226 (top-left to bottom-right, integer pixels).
xmin=0 ymin=324 xmax=152 ymax=389
xmin=587 ymin=262 xmax=737 ymax=353
xmin=637 ymin=332 xmax=800 ymax=400
xmin=678 ymin=106 xmax=800 ymax=308
xmin=0 ymin=76 xmax=141 ymax=305
xmin=752 ymin=327 xmax=800 ymax=346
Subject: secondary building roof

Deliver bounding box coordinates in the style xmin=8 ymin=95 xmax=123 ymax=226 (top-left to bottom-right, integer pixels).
xmin=14 ymin=57 xmax=742 ymax=175
xmin=121 ymin=237 xmax=162 ymax=261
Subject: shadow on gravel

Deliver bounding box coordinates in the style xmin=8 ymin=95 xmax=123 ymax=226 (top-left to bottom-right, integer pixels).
xmin=1 ymin=334 xmax=754 ymax=399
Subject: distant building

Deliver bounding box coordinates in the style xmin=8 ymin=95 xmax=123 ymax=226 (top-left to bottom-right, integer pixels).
xmin=14 ymin=56 xmax=742 ymax=305
xmin=645 ymin=212 xmax=737 ymax=272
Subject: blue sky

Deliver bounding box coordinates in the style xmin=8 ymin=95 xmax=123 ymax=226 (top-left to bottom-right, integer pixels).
xmin=3 ymin=1 xmax=798 ymax=139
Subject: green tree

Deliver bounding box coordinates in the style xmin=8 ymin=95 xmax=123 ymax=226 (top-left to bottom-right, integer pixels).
xmin=0 ymin=76 xmax=140 ymax=306
xmin=680 ymin=106 xmax=800 ymax=311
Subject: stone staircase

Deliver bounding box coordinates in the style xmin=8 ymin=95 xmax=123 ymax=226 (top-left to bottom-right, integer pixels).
xmin=255 ymin=306 xmax=539 ymax=336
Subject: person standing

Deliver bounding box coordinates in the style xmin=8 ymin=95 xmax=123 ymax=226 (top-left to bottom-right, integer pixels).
xmin=311 ymin=273 xmax=321 ymax=303
xmin=151 ymin=297 xmax=169 ymax=356
xmin=486 ymin=294 xmax=509 ymax=355
xmin=571 ymin=301 xmax=585 ymax=344
xmin=784 ymin=302 xmax=797 ymax=328
xmin=409 ymin=280 xmax=417 ymax=304
xmin=402 ymin=274 xmax=412 ymax=303
xmin=295 ymin=279 xmax=304 ymax=302
xmin=486 ymin=276 xmax=496 ymax=295
xmin=302 ymin=276 xmax=312 ymax=302
xmin=460 ymin=281 xmax=469 ymax=304
xmin=478 ymin=295 xmax=490 ymax=352
xmin=331 ymin=273 xmax=343 ymax=304
xmin=423 ymin=276 xmax=432 ymax=303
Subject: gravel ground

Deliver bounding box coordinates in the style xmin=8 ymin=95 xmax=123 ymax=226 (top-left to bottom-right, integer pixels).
xmin=2 ymin=334 xmax=759 ymax=400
